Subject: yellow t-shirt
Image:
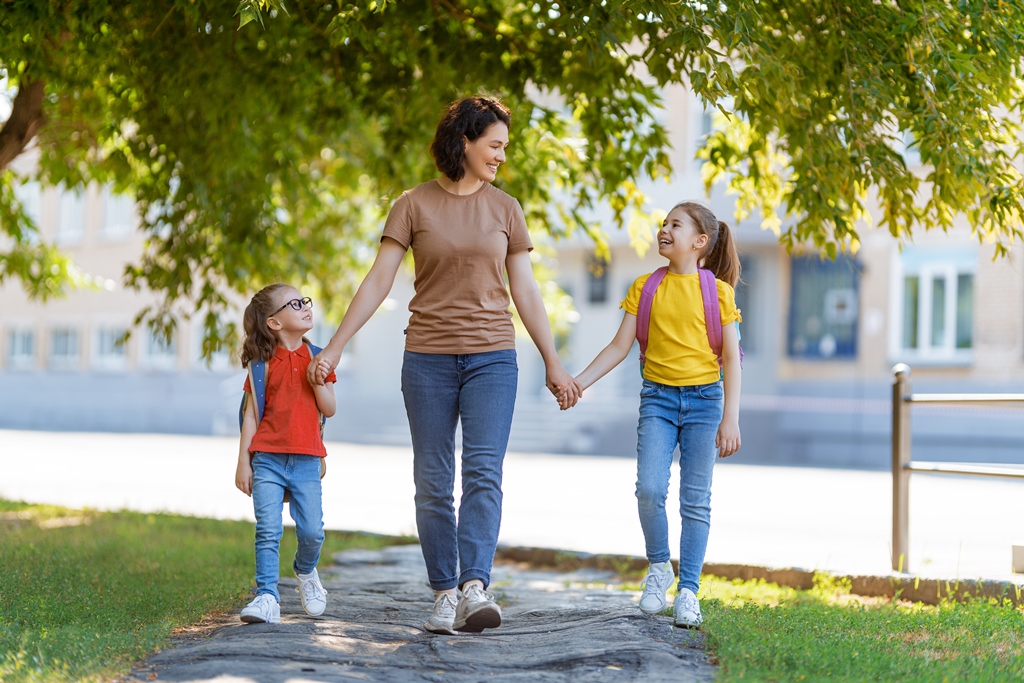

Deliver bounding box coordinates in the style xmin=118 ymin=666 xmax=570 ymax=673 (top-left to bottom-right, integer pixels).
xmin=621 ymin=271 xmax=742 ymax=386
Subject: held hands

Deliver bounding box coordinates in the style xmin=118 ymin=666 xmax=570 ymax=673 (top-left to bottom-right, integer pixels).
xmin=307 ymin=346 xmax=342 ymax=387
xmin=546 ymin=364 xmax=582 ymax=411
xmin=716 ymin=419 xmax=741 ymax=458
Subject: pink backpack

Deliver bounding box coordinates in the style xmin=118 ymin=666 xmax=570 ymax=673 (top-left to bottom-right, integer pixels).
xmin=635 ymin=266 xmax=743 ymax=370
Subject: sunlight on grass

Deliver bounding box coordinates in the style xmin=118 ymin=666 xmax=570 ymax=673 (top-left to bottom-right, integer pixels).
xmin=697 ymin=572 xmax=1024 ymax=682
xmin=0 ymin=499 xmax=415 ymax=683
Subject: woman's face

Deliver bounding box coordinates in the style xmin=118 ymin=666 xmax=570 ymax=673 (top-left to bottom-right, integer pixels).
xmin=462 ymin=122 xmax=509 ymax=183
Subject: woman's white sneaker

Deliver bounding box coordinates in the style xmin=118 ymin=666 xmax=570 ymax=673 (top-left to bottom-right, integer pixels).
xmin=453 ymin=584 xmax=502 ymax=632
xmin=673 ymin=588 xmax=703 ymax=627
xmin=240 ymin=593 xmax=281 ymax=624
xmin=423 ymin=592 xmax=458 ymax=635
xmin=638 ymin=561 xmax=675 ymax=614
xmin=296 ymin=568 xmax=328 ymax=616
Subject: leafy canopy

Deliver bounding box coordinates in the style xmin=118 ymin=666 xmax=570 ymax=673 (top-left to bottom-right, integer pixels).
xmin=2 ymin=1 xmax=1023 ymax=351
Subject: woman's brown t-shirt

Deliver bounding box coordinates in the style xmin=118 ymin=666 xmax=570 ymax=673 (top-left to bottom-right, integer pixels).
xmin=381 ymin=179 xmax=533 ymax=354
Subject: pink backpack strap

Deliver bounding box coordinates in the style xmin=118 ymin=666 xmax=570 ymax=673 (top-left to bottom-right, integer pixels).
xmin=699 ymin=268 xmax=723 ymax=366
xmin=636 ymin=267 xmax=669 ymax=366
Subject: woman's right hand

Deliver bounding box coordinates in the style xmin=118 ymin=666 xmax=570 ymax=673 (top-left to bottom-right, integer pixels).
xmin=308 ymin=344 xmax=342 ymax=386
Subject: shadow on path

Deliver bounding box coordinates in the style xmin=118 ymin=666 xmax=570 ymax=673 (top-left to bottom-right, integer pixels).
xmin=129 ymin=546 xmax=715 ymax=683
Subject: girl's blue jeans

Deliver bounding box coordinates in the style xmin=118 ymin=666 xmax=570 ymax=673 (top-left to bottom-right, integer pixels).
xmin=251 ymin=452 xmax=325 ymax=601
xmin=401 ymin=349 xmax=518 ymax=591
xmin=636 ymin=379 xmax=724 ymax=593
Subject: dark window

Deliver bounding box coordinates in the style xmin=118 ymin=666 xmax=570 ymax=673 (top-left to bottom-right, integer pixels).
xmin=787 ymin=255 xmax=860 ymax=359
xmin=587 ymin=258 xmax=609 ymax=304
xmin=734 ymin=255 xmax=756 ymax=354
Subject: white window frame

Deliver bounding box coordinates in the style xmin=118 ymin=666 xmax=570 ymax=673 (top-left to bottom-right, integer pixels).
xmin=100 ymin=186 xmax=137 ymax=240
xmin=92 ymin=324 xmax=130 ymax=372
xmin=191 ymin=320 xmax=234 ymax=373
xmin=48 ymin=326 xmax=81 ymax=371
xmin=6 ymin=327 xmax=36 ymax=371
xmin=56 ymin=185 xmax=86 ymax=245
xmin=889 ymin=246 xmax=975 ymax=365
xmin=141 ymin=327 xmax=179 ymax=372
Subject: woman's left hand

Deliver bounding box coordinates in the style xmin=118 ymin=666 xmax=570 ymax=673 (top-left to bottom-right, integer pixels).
xmin=716 ymin=419 xmax=741 ymax=458
xmin=546 ymin=364 xmax=582 ymax=410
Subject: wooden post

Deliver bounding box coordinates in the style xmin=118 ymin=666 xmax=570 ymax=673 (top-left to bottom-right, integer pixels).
xmin=892 ymin=364 xmax=912 ymax=573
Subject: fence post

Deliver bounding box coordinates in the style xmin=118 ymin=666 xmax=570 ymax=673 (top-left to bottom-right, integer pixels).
xmin=892 ymin=364 xmax=912 ymax=573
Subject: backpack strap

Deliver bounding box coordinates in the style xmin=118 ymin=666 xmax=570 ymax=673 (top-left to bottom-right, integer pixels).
xmin=238 ymin=358 xmax=267 ymax=430
xmin=699 ymin=268 xmax=723 ymax=366
xmin=636 ymin=266 xmax=669 ymax=367
xmin=304 ymin=342 xmax=327 ymax=438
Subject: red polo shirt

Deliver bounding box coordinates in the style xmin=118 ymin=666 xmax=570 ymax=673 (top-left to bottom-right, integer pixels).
xmin=244 ymin=345 xmax=336 ymax=457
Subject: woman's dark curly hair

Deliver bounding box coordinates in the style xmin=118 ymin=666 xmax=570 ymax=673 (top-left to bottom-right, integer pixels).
xmin=430 ymin=97 xmax=512 ymax=182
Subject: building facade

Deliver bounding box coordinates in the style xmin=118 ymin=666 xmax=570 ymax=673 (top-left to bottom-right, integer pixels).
xmin=2 ymin=87 xmax=1023 ymax=469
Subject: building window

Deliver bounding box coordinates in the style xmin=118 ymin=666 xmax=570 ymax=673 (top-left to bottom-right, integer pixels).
xmin=14 ymin=181 xmax=42 ymax=232
xmin=587 ymin=257 xmax=609 ymax=304
xmin=892 ymin=246 xmax=974 ymax=363
xmin=101 ymin=187 xmax=136 ymax=239
xmin=49 ymin=327 xmax=80 ymax=370
xmin=142 ymin=328 xmax=178 ymax=371
xmin=93 ymin=326 xmax=129 ymax=371
xmin=6 ymin=329 xmax=35 ymax=370
xmin=787 ymin=255 xmax=860 ymax=359
xmin=734 ymin=255 xmax=756 ymax=355
xmin=57 ymin=185 xmax=86 ymax=244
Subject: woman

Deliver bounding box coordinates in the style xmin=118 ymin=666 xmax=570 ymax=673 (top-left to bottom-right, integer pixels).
xmin=309 ymin=96 xmax=580 ymax=634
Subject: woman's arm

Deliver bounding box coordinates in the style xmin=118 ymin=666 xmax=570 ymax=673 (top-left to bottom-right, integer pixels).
xmin=235 ymin=396 xmax=258 ymax=496
xmin=312 ymin=381 xmax=336 ymax=418
xmin=308 ymin=237 xmax=406 ymax=386
xmin=505 ymin=250 xmax=581 ymax=409
xmin=574 ymin=312 xmax=637 ymax=391
xmin=717 ymin=320 xmax=742 ymax=458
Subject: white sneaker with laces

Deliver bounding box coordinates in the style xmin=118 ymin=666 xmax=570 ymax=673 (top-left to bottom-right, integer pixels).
xmin=296 ymin=568 xmax=328 ymax=617
xmin=638 ymin=561 xmax=674 ymax=614
xmin=423 ymin=591 xmax=458 ymax=635
xmin=453 ymin=583 xmax=502 ymax=632
xmin=674 ymin=587 xmax=703 ymax=627
xmin=240 ymin=593 xmax=281 ymax=624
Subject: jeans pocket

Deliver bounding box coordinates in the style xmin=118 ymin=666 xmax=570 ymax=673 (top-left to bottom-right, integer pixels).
xmin=697 ymin=382 xmax=724 ymax=401
xmin=640 ymin=380 xmax=663 ymax=398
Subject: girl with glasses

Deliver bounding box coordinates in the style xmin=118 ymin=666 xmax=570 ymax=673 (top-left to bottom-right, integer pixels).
xmin=235 ymin=284 xmax=336 ymax=624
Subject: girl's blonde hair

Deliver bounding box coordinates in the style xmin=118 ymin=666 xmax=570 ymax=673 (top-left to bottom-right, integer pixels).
xmin=240 ymin=284 xmax=309 ymax=367
xmin=671 ymin=201 xmax=742 ymax=287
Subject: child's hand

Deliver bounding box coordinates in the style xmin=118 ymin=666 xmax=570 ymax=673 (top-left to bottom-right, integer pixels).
xmin=235 ymin=458 xmax=253 ymax=496
xmin=716 ymin=419 xmax=741 ymax=458
xmin=557 ymin=378 xmax=584 ymax=410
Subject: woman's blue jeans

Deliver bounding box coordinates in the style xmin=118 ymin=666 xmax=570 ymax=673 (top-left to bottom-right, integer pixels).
xmin=251 ymin=452 xmax=325 ymax=601
xmin=635 ymin=379 xmax=724 ymax=593
xmin=402 ymin=349 xmax=518 ymax=591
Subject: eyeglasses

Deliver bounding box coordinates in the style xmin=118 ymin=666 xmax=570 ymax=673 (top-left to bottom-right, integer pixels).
xmin=270 ymin=297 xmax=313 ymax=316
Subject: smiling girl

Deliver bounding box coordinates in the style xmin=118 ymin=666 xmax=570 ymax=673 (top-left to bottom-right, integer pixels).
xmin=573 ymin=201 xmax=742 ymax=628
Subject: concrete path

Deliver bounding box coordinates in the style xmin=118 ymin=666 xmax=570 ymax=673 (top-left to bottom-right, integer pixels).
xmin=2 ymin=429 xmax=1023 ymax=581
xmin=128 ymin=545 xmax=713 ymax=683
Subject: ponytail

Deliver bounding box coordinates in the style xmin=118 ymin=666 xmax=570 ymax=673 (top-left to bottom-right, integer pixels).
xmin=703 ymin=220 xmax=741 ymax=287
xmin=672 ymin=202 xmax=742 ymax=288
xmin=240 ymin=283 xmax=289 ymax=368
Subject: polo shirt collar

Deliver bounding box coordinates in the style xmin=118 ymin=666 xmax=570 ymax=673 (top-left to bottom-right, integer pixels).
xmin=274 ymin=344 xmax=309 ymax=361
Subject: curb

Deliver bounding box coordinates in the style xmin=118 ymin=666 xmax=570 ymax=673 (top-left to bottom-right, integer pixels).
xmin=495 ymin=545 xmax=1024 ymax=607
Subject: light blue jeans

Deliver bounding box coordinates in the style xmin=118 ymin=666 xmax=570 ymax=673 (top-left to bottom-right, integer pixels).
xmin=251 ymin=452 xmax=325 ymax=601
xmin=401 ymin=349 xmax=518 ymax=591
xmin=636 ymin=379 xmax=724 ymax=593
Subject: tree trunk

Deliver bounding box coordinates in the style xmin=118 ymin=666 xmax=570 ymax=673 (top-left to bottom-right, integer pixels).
xmin=0 ymin=77 xmax=45 ymax=173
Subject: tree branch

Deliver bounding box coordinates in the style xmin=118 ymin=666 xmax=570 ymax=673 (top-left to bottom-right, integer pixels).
xmin=0 ymin=77 xmax=45 ymax=173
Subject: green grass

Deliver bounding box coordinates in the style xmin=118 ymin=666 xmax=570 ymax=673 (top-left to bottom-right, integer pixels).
xmin=0 ymin=499 xmax=415 ymax=683
xmin=695 ymin=573 xmax=1024 ymax=682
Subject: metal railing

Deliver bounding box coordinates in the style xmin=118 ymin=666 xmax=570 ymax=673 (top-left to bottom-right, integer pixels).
xmin=891 ymin=364 xmax=1024 ymax=572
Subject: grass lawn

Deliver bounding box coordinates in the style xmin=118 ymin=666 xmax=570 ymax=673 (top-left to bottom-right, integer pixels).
xmin=0 ymin=499 xmax=415 ymax=683
xmin=688 ymin=573 xmax=1024 ymax=682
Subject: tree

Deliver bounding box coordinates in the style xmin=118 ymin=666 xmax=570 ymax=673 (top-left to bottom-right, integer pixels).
xmin=2 ymin=1 xmax=1023 ymax=352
